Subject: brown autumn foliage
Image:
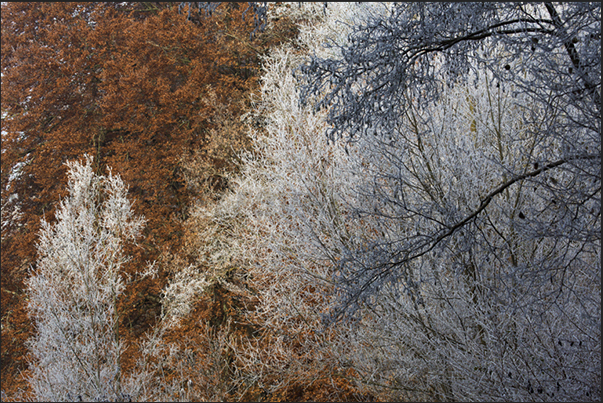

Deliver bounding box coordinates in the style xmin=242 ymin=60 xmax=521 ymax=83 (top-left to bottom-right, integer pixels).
xmin=3 ymin=0 xmax=269 ymax=395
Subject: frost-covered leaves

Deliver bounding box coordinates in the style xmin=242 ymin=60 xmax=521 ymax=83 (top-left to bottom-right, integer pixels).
xmin=26 ymin=156 xmax=144 ymax=402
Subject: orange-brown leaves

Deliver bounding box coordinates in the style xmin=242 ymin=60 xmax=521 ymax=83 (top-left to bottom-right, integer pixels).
xmin=1 ymin=2 xmax=265 ymax=396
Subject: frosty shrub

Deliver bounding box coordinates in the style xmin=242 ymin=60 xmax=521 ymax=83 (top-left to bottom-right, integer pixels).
xmin=26 ymin=155 xmax=145 ymax=402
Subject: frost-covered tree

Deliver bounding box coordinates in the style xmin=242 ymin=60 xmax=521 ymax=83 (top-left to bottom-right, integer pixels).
xmin=294 ymin=2 xmax=600 ymax=401
xmin=26 ymin=155 xmax=145 ymax=402
xmin=329 ymin=69 xmax=600 ymax=401
xmin=300 ymin=2 xmax=600 ymax=145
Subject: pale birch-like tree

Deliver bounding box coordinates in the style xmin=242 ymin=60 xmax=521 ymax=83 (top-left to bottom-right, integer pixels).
xmin=26 ymin=155 xmax=145 ymax=402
